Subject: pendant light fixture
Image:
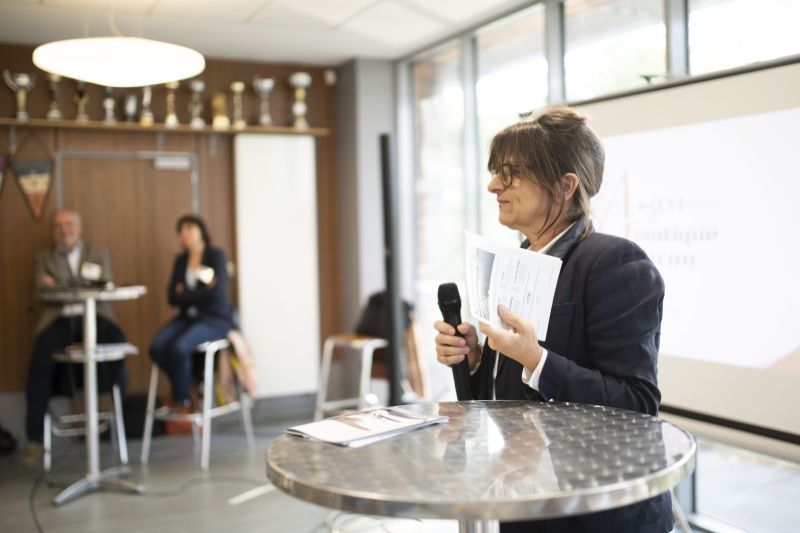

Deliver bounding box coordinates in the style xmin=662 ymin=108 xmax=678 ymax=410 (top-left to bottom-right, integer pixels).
xmin=33 ymin=36 xmax=205 ymax=88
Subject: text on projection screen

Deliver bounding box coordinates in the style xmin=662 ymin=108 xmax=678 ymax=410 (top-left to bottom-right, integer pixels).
xmin=590 ymin=107 xmax=800 ymax=372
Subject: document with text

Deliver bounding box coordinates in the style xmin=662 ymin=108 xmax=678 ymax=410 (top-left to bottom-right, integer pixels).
xmin=286 ymin=407 xmax=448 ymax=448
xmin=464 ymin=231 xmax=562 ymax=340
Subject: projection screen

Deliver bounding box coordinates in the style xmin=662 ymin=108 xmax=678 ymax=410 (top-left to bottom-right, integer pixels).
xmin=575 ymin=58 xmax=800 ymax=449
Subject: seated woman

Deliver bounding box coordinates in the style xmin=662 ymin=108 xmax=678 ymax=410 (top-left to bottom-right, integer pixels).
xmin=149 ymin=214 xmax=235 ymax=411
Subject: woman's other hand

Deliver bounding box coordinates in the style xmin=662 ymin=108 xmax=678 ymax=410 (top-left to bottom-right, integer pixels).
xmin=479 ymin=305 xmax=544 ymax=371
xmin=434 ymin=320 xmax=481 ymax=372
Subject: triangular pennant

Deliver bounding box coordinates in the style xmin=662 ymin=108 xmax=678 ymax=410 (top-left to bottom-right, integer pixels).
xmin=10 ymin=159 xmax=53 ymax=220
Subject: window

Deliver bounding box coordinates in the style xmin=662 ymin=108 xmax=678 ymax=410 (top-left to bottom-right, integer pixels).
xmin=476 ymin=4 xmax=547 ymax=244
xmin=565 ymin=0 xmax=666 ymax=101
xmin=689 ymin=0 xmax=800 ymax=75
xmin=412 ymin=43 xmax=465 ymax=285
xmin=411 ymin=43 xmax=466 ymax=400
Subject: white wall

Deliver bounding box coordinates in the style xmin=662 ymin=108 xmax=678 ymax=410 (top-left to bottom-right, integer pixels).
xmin=336 ymin=58 xmax=396 ymax=329
xmin=234 ymin=134 xmax=319 ymax=398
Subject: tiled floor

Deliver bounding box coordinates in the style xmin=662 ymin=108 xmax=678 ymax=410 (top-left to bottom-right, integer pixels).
xmin=0 ymin=414 xmax=456 ymax=533
xmin=695 ymin=439 xmax=800 ymax=533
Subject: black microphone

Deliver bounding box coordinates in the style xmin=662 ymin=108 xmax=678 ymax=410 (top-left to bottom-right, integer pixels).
xmin=438 ymin=283 xmax=472 ymax=401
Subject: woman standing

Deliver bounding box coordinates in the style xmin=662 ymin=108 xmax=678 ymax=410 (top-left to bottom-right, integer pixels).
xmin=150 ymin=214 xmax=235 ymax=411
xmin=434 ymin=107 xmax=671 ymax=532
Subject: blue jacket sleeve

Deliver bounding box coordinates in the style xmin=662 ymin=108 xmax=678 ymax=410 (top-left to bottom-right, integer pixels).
xmin=535 ymin=242 xmax=664 ymax=415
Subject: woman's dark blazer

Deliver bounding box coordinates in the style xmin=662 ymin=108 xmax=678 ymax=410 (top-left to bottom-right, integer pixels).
xmin=471 ymin=217 xmax=673 ymax=533
xmin=167 ymin=246 xmax=234 ymax=329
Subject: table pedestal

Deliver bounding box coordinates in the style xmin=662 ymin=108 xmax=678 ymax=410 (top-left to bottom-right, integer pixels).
xmin=52 ymin=296 xmax=143 ymax=505
xmin=54 ymin=466 xmax=144 ymax=506
xmin=460 ymin=519 xmax=499 ymax=533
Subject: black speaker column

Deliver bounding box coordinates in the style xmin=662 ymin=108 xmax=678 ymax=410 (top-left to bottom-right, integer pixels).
xmin=379 ymin=133 xmax=405 ymax=406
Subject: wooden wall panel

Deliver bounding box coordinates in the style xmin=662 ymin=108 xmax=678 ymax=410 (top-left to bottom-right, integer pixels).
xmin=0 ymin=42 xmax=342 ymax=394
xmin=0 ymin=128 xmax=57 ymax=389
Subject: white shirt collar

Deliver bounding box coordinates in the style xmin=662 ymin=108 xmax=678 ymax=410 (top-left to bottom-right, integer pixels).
xmin=530 ymin=222 xmax=576 ymax=254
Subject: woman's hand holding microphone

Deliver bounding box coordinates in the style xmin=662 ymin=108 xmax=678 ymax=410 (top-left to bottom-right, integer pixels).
xmin=434 ymin=305 xmax=544 ymax=373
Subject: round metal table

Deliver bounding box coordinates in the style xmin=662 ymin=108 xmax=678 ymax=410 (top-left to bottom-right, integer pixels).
xmin=38 ymin=284 xmax=146 ymax=505
xmin=267 ymin=401 xmax=696 ymax=532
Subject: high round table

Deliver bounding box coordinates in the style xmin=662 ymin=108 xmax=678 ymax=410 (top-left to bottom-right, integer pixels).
xmin=38 ymin=284 xmax=146 ymax=505
xmin=267 ymin=401 xmax=696 ymax=533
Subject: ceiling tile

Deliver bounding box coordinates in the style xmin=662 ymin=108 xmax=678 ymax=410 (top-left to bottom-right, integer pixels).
xmin=250 ymin=0 xmax=377 ymax=28
xmin=401 ymin=0 xmax=516 ymax=24
xmin=150 ymin=0 xmax=267 ymax=23
xmin=42 ymin=0 xmax=157 ymax=14
xmin=338 ymin=1 xmax=445 ymax=48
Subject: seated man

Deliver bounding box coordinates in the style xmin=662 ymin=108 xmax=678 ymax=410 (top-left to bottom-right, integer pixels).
xmin=22 ymin=209 xmax=127 ymax=467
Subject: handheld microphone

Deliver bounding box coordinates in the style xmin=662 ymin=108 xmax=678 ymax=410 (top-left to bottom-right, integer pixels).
xmin=437 ymin=283 xmax=472 ymax=401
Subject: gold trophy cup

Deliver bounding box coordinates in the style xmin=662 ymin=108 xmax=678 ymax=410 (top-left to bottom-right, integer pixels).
xmin=75 ymin=81 xmax=89 ymax=122
xmin=164 ymin=81 xmax=179 ymax=128
xmin=289 ymin=72 xmax=312 ymax=129
xmin=103 ymin=87 xmax=116 ymax=124
xmin=3 ymin=70 xmax=36 ymax=121
xmin=230 ymin=81 xmax=246 ymax=130
xmin=46 ymin=74 xmax=63 ymax=120
xmin=140 ymin=86 xmax=154 ymax=127
xmin=189 ymin=79 xmax=206 ymax=129
xmin=252 ymin=76 xmax=274 ymax=126
xmin=211 ymin=92 xmax=230 ymax=131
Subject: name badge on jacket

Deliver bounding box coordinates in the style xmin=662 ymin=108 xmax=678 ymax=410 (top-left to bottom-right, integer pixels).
xmin=81 ymin=262 xmax=102 ymax=281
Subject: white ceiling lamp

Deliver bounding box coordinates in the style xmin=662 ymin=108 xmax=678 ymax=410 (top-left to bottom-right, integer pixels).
xmin=32 ymin=37 xmax=205 ymax=88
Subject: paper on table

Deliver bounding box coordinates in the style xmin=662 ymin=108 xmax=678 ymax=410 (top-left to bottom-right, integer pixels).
xmin=286 ymin=407 xmax=448 ymax=448
xmin=464 ymin=231 xmax=562 ymax=340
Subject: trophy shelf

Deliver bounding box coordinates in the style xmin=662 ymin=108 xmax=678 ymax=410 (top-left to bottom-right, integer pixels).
xmin=0 ymin=117 xmax=330 ymax=137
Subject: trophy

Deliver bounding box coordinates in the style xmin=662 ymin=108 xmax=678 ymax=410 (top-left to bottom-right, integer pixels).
xmin=124 ymin=92 xmax=137 ymax=122
xmin=3 ymin=70 xmax=36 ymax=121
xmin=230 ymin=81 xmax=246 ymax=129
xmin=103 ymin=87 xmax=116 ymax=124
xmin=211 ymin=92 xmax=230 ymax=131
xmin=164 ymin=81 xmax=179 ymax=128
xmin=289 ymin=72 xmax=312 ymax=129
xmin=140 ymin=86 xmax=154 ymax=126
xmin=75 ymin=81 xmax=89 ymax=122
xmin=46 ymin=74 xmax=62 ymax=120
xmin=188 ymin=79 xmax=205 ymax=129
xmin=252 ymin=76 xmax=274 ymax=126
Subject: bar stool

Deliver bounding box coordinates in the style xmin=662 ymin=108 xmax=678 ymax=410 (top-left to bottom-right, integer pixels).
xmin=44 ymin=343 xmax=137 ymax=472
xmin=140 ymin=338 xmax=255 ymax=471
xmin=314 ymin=334 xmax=389 ymax=420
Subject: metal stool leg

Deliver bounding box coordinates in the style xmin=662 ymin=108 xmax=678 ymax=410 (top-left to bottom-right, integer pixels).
xmin=200 ymin=345 xmax=215 ymax=471
xmin=315 ymin=338 xmax=336 ymax=420
xmin=43 ymin=412 xmax=52 ymax=472
xmin=240 ymin=391 xmax=256 ymax=450
xmin=358 ymin=344 xmax=377 ymax=410
xmin=109 ymin=405 xmax=119 ymax=463
xmin=140 ymin=364 xmax=159 ymax=464
xmin=112 ymin=384 xmax=129 ymax=465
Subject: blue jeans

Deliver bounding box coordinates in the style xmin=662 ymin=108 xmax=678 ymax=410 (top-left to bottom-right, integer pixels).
xmin=149 ymin=316 xmax=229 ymax=403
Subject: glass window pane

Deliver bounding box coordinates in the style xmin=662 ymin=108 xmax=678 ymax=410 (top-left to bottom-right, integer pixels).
xmin=689 ymin=0 xmax=800 ymax=75
xmin=476 ymin=5 xmax=547 ymax=244
xmin=411 ymin=43 xmax=465 ymax=400
xmin=565 ymin=0 xmax=666 ymax=101
xmin=412 ymin=44 xmax=465 ymax=285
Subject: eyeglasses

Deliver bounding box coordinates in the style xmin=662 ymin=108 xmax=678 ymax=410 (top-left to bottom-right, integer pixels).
xmin=490 ymin=163 xmax=529 ymax=188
